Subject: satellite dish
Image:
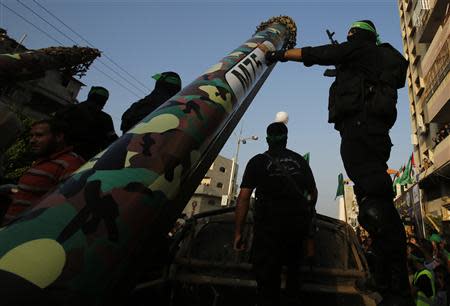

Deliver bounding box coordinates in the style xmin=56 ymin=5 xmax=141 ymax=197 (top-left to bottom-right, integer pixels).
xmin=275 ymin=111 xmax=289 ymax=124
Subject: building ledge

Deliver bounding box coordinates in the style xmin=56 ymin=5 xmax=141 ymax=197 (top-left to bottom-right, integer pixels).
xmin=434 ymin=135 xmax=450 ymax=169
xmin=427 ymin=71 xmax=450 ymax=123
xmin=419 ymin=158 xmax=450 ymax=191
xmin=418 ymin=0 xmax=448 ymax=43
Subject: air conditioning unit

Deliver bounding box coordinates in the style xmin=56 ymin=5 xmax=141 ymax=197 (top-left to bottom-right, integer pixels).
xmin=411 ymin=134 xmax=419 ymax=145
xmin=418 ymin=123 xmax=428 ymax=135
xmin=417 ymin=115 xmax=428 ymax=135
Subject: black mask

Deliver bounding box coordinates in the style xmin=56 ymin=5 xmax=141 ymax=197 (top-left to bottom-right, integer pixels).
xmin=347 ymin=27 xmax=377 ymax=43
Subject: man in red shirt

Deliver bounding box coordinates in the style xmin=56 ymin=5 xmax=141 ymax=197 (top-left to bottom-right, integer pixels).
xmin=1 ymin=119 xmax=84 ymax=223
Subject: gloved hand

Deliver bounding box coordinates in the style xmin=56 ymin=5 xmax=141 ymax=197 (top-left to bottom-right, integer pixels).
xmin=265 ymin=50 xmax=287 ymax=65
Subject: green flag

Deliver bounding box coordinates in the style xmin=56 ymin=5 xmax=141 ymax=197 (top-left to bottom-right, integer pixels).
xmin=398 ymin=156 xmax=413 ymax=186
xmin=303 ymin=152 xmax=310 ymax=164
xmin=392 ymin=167 xmax=402 ymax=193
xmin=335 ymin=173 xmax=344 ymax=199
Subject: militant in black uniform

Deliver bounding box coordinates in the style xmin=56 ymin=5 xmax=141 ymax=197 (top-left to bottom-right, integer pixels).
xmin=234 ymin=122 xmax=318 ymax=306
xmin=55 ymin=86 xmax=118 ymax=161
xmin=266 ymin=20 xmax=410 ymax=305
xmin=120 ymin=71 xmax=181 ymax=134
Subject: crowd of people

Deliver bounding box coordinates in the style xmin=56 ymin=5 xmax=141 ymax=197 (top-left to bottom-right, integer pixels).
xmin=358 ymin=226 xmax=450 ymax=306
xmin=0 ymin=71 xmax=181 ymax=224
xmin=432 ymin=124 xmax=450 ymax=148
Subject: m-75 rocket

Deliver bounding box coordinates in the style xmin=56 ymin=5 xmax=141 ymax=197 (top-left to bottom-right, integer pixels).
xmin=0 ymin=16 xmax=296 ymax=305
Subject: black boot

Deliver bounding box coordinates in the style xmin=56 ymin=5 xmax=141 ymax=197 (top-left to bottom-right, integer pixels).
xmin=357 ymin=197 xmax=412 ymax=305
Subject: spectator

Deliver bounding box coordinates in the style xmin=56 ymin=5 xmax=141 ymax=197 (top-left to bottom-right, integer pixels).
xmin=55 ymin=86 xmax=118 ymax=160
xmin=121 ymin=72 xmax=181 ymax=134
xmin=434 ymin=265 xmax=448 ymax=306
xmin=414 ymin=238 xmax=439 ymax=271
xmin=408 ymin=246 xmax=436 ymax=306
xmin=432 ymin=123 xmax=450 ymax=147
xmin=0 ymin=119 xmax=84 ymax=223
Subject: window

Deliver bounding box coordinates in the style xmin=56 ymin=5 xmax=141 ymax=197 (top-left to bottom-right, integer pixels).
xmin=208 ymin=199 xmax=215 ymax=206
xmin=201 ymin=177 xmax=211 ymax=186
xmin=219 ymin=166 xmax=226 ymax=173
xmin=216 ymin=182 xmax=223 ymax=188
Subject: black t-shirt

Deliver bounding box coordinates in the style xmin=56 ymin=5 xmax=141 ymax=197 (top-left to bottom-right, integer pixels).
xmin=241 ymin=148 xmax=316 ymax=220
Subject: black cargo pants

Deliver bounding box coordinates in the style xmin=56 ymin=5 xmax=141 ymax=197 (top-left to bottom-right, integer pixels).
xmin=339 ymin=117 xmax=410 ymax=295
xmin=252 ymin=214 xmax=311 ymax=306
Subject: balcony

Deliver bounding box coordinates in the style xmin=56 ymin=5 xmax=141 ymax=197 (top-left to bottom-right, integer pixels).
xmin=195 ymin=184 xmax=221 ymax=197
xmin=417 ymin=0 xmax=448 ymax=43
xmin=412 ymin=0 xmax=430 ymax=28
xmin=433 ymin=132 xmax=450 ymax=169
xmin=413 ymin=73 xmax=425 ymax=97
xmin=410 ymin=101 xmax=416 ymax=115
xmin=424 ymin=37 xmax=450 ymax=122
xmin=406 ymin=0 xmax=413 ymax=11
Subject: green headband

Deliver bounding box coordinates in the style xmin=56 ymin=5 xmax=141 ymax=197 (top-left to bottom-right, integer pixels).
xmin=429 ymin=233 xmax=442 ymax=243
xmin=152 ymin=73 xmax=181 ymax=86
xmin=89 ymin=87 xmax=109 ymax=98
xmin=266 ymin=134 xmax=287 ymax=144
xmin=350 ymin=21 xmax=382 ymax=45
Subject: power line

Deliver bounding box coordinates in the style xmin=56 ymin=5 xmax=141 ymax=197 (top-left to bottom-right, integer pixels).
xmin=2 ymin=2 xmax=142 ymax=98
xmin=1 ymin=2 xmax=64 ymax=45
xmin=92 ymin=65 xmax=142 ymax=98
xmin=17 ymin=0 xmax=78 ymax=45
xmin=31 ymin=0 xmax=151 ymax=92
xmin=15 ymin=0 xmax=148 ymax=96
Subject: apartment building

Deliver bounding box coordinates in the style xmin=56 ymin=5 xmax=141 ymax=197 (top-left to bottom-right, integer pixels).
xmin=183 ymin=155 xmax=238 ymax=216
xmin=398 ymin=0 xmax=450 ymax=219
xmin=338 ymin=182 xmax=359 ymax=230
xmin=0 ymin=29 xmax=84 ymax=119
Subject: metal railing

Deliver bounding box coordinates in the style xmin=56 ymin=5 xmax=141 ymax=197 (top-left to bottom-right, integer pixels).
xmin=414 ymin=0 xmax=440 ymax=41
xmin=423 ymin=37 xmax=450 ymax=105
xmin=412 ymin=0 xmax=431 ymax=28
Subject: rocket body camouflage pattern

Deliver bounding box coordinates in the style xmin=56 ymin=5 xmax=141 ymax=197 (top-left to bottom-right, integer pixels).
xmin=0 ymin=17 xmax=296 ymax=305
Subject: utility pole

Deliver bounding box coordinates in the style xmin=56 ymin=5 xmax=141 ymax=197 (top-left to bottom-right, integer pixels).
xmin=226 ymin=126 xmax=258 ymax=206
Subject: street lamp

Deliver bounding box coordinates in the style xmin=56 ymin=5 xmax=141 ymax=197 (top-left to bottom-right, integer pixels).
xmin=226 ymin=135 xmax=258 ymax=206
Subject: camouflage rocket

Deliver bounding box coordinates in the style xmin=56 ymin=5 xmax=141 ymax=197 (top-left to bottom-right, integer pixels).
xmin=0 ymin=46 xmax=100 ymax=83
xmin=0 ymin=16 xmax=297 ymax=305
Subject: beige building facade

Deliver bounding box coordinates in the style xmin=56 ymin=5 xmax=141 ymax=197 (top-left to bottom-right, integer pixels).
xmin=183 ymin=155 xmax=238 ymax=216
xmin=0 ymin=29 xmax=84 ymax=119
xmin=398 ymin=0 xmax=450 ymax=219
xmin=338 ymin=182 xmax=359 ymax=230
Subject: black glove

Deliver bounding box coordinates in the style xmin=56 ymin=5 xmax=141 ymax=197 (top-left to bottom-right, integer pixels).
xmin=265 ymin=50 xmax=287 ymax=65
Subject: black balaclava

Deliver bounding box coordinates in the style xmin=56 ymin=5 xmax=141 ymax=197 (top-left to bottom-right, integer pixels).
xmin=266 ymin=122 xmax=288 ymax=151
xmin=347 ymin=20 xmax=378 ymax=44
xmin=87 ymin=86 xmax=109 ymax=110
xmin=152 ymin=71 xmax=181 ymax=98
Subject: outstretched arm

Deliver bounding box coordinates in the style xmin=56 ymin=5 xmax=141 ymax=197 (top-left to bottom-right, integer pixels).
xmin=284 ymin=48 xmax=303 ymax=62
xmin=266 ymin=42 xmax=355 ymax=67
xmin=266 ymin=48 xmax=303 ymax=64
xmin=234 ymin=187 xmax=253 ymax=251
